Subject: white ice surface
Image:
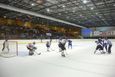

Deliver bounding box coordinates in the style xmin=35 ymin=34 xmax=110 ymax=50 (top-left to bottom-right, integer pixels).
xmin=0 ymin=39 xmax=115 ymax=77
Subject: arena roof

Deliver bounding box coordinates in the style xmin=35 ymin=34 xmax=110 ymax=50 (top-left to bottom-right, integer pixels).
xmin=0 ymin=0 xmax=115 ymax=28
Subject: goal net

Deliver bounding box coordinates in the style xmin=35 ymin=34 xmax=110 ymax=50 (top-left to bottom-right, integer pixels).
xmin=0 ymin=41 xmax=18 ymax=58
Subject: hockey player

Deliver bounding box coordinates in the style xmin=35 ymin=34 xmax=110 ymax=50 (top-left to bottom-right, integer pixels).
xmin=94 ymin=39 xmax=105 ymax=54
xmin=98 ymin=38 xmax=102 ymax=42
xmin=46 ymin=41 xmax=50 ymax=51
xmin=27 ymin=42 xmax=40 ymax=55
xmin=58 ymin=39 xmax=67 ymax=57
xmin=107 ymin=39 xmax=112 ymax=54
xmin=2 ymin=39 xmax=9 ymax=54
xmin=103 ymin=38 xmax=108 ymax=52
xmin=68 ymin=39 xmax=72 ymax=49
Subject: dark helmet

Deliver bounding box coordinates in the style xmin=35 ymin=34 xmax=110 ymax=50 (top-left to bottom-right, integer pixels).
xmin=33 ymin=42 xmax=36 ymax=44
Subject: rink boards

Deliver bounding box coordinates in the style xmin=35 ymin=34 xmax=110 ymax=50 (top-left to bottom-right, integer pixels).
xmin=0 ymin=39 xmax=115 ymax=44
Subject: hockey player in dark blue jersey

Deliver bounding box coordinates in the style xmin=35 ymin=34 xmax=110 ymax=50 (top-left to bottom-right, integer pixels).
xmin=46 ymin=41 xmax=50 ymax=51
xmin=68 ymin=39 xmax=72 ymax=49
xmin=94 ymin=39 xmax=105 ymax=54
xmin=58 ymin=39 xmax=67 ymax=57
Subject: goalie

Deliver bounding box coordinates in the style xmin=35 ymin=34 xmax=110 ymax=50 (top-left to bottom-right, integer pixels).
xmin=27 ymin=42 xmax=37 ymax=55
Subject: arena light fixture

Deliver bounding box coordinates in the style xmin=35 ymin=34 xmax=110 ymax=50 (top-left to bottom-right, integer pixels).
xmin=58 ymin=13 xmax=61 ymax=15
xmin=31 ymin=3 xmax=35 ymax=6
xmin=3 ymin=16 xmax=7 ymax=18
xmin=82 ymin=0 xmax=88 ymax=4
xmin=96 ymin=13 xmax=98 ymax=15
xmin=62 ymin=5 xmax=66 ymax=8
xmin=66 ymin=16 xmax=69 ymax=19
xmin=46 ymin=8 xmax=50 ymax=12
xmin=72 ymin=10 xmax=75 ymax=13
xmin=90 ymin=7 xmax=94 ymax=10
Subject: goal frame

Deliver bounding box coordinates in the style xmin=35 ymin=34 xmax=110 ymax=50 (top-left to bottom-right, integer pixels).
xmin=0 ymin=40 xmax=18 ymax=58
xmin=9 ymin=41 xmax=18 ymax=56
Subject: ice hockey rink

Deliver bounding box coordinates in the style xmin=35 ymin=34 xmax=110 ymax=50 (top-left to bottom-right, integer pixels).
xmin=0 ymin=39 xmax=115 ymax=77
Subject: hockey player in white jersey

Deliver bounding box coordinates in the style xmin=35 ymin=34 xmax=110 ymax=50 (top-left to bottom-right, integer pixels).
xmin=58 ymin=39 xmax=67 ymax=57
xmin=107 ymin=39 xmax=112 ymax=54
xmin=103 ymin=38 xmax=108 ymax=52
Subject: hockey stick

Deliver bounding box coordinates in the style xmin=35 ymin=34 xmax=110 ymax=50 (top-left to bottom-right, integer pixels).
xmin=34 ymin=51 xmax=41 ymax=55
